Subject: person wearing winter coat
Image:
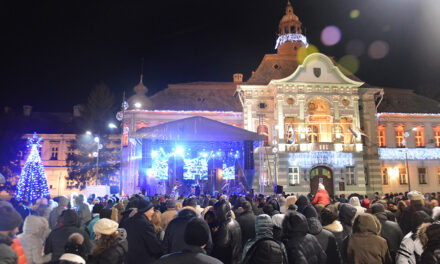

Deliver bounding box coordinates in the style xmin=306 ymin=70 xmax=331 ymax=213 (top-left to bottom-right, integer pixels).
xmin=74 ymin=194 xmax=92 ymax=228
xmin=163 ymin=206 xmax=213 ymax=253
xmin=295 ymin=195 xmax=318 ymax=219
xmin=0 ymin=204 xmax=23 ymax=264
xmin=307 ymin=217 xmax=341 ymax=264
xmin=48 ymin=196 xmax=69 ymax=230
xmin=160 ymin=199 xmax=178 ymax=230
xmin=371 ymin=203 xmax=404 ymax=260
xmin=120 ymin=199 xmax=163 ymax=264
xmin=272 ymin=213 xmax=285 ymax=242
xmin=282 ymin=211 xmax=327 ymax=264
xmin=321 ymin=205 xmax=344 ymax=250
xmin=311 ymin=183 xmax=330 ymax=206
xmin=398 ymin=191 xmax=432 ymax=235
xmin=345 ymin=213 xmax=392 ymax=264
xmin=86 ymin=204 xmax=104 ymax=240
xmin=11 ymin=238 xmax=27 ymax=264
xmin=154 ymin=218 xmax=223 ymax=264
xmin=348 ymin=196 xmax=366 ymax=219
xmin=421 ymin=221 xmax=440 ymax=264
xmin=235 ymin=201 xmax=256 ymax=247
xmin=395 ymin=211 xmax=432 ymax=264
xmin=18 ymin=215 xmax=52 ymax=264
xmin=338 ymin=203 xmax=357 ymax=241
xmin=242 ymin=214 xmax=288 ymax=264
xmin=88 ymin=218 xmax=128 ymax=264
xmin=44 ymin=209 xmax=92 ymax=261
xmin=211 ymin=199 xmax=242 ymax=264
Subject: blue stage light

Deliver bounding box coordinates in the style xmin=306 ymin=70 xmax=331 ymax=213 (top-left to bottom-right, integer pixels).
xmin=175 ymin=146 xmax=185 ymax=156
xmin=151 ymin=150 xmax=158 ymax=158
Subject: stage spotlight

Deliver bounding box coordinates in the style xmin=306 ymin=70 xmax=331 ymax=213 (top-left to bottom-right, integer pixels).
xmin=200 ymin=152 xmax=208 ymax=158
xmin=175 ymin=146 xmax=185 ymax=156
xmin=151 ymin=150 xmax=158 ymax=158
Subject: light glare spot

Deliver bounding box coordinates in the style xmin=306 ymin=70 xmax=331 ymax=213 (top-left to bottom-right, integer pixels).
xmin=368 ymin=40 xmax=389 ymax=59
xmin=321 ymin=25 xmax=342 ymax=46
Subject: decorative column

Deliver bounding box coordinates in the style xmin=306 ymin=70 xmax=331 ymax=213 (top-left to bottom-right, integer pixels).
xmin=299 ymin=96 xmax=306 ymax=143
xmin=277 ymin=99 xmax=284 ymax=140
xmin=247 ymin=103 xmax=253 ymax=132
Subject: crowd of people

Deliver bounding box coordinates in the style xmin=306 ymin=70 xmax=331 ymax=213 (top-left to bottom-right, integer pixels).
xmin=1 ymin=184 xmax=439 ymax=264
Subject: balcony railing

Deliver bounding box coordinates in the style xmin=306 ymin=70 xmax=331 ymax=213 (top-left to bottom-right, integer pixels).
xmin=277 ymin=143 xmax=360 ymax=153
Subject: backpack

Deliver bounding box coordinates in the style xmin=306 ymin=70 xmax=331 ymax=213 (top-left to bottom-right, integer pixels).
xmin=243 ymin=237 xmax=288 ymax=264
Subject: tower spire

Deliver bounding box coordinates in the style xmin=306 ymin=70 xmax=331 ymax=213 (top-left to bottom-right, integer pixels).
xmin=275 ymin=0 xmax=308 ymax=55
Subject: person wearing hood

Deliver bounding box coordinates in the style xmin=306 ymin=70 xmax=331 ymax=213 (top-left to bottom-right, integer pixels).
xmin=263 ymin=203 xmax=280 ymax=217
xmin=44 ymin=209 xmax=92 ymax=261
xmin=154 ymin=218 xmax=222 ymax=264
xmin=320 ymin=205 xmax=344 ymax=250
xmin=242 ymin=214 xmax=288 ymax=264
xmin=398 ymin=191 xmax=432 ymax=235
xmin=18 ymin=215 xmax=51 ymax=264
xmin=282 ymin=211 xmax=326 ymax=264
xmin=307 ymin=217 xmax=341 ymax=264
xmin=371 ymin=203 xmax=404 ymax=260
xmin=49 ymin=196 xmax=69 ymax=230
xmin=86 ymin=204 xmax=104 ymax=240
xmin=338 ymin=203 xmax=357 ymax=241
xmin=272 ymin=213 xmax=285 ymax=242
xmin=295 ymin=195 xmax=318 ymax=219
xmin=211 ymin=199 xmax=242 ymax=264
xmin=396 ymin=211 xmax=432 ymax=264
xmin=421 ymin=221 xmax=440 ymax=264
xmin=0 ymin=204 xmax=23 ymax=264
xmin=163 ymin=205 xmax=213 ymax=254
xmin=74 ymin=194 xmax=92 ymax=228
xmin=88 ymin=218 xmax=128 ymax=264
xmin=345 ymin=213 xmax=392 ymax=264
xmin=236 ymin=201 xmax=256 ymax=248
xmin=279 ymin=196 xmax=287 ymax=214
xmin=120 ymin=199 xmax=163 ymax=264
xmin=311 ymin=183 xmax=330 ymax=206
xmin=348 ymin=196 xmax=366 ymax=219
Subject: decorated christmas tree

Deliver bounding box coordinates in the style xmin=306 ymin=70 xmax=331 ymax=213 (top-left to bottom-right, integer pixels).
xmin=15 ymin=132 xmax=50 ymax=202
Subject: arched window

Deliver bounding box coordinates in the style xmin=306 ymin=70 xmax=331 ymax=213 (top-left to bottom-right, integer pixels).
xmin=414 ymin=126 xmax=425 ymax=147
xmin=307 ymin=125 xmax=319 ymax=143
xmin=377 ymin=125 xmax=386 ymax=147
xmin=257 ymin=125 xmax=269 ymax=146
xmin=395 ymin=126 xmax=405 ymax=148
xmin=434 ymin=126 xmax=440 ymax=147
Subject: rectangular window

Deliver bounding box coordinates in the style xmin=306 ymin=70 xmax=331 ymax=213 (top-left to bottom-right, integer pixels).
xmin=438 ymin=167 xmax=440 ymax=184
xmin=399 ymin=168 xmax=408 ymax=185
xmin=346 ymin=166 xmax=355 ymax=185
xmin=378 ymin=126 xmax=386 ymax=147
xmin=415 ymin=128 xmax=425 ymax=147
xmin=396 ymin=130 xmax=404 ymax=147
xmin=50 ymin=147 xmax=58 ymax=160
xmin=382 ymin=168 xmax=389 ymax=185
xmin=288 ymin=167 xmax=300 ymax=186
xmin=339 ymin=182 xmax=345 ymax=191
xmin=435 ymin=130 xmax=440 ymax=147
xmin=418 ymin=168 xmax=427 ymax=184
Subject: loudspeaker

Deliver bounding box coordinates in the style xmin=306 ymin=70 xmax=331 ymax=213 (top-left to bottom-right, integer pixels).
xmin=110 ymin=186 xmax=119 ymax=194
xmin=244 ymin=140 xmax=254 ymax=170
xmin=274 ymin=185 xmax=283 ymax=194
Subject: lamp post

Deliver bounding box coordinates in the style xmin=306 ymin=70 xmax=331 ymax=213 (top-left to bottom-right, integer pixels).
xmin=272 ymin=125 xmax=279 ymax=193
xmin=403 ymin=127 xmax=417 ymax=192
xmin=116 ymin=93 xmax=128 ymax=195
xmin=93 ymin=136 xmax=102 ymax=180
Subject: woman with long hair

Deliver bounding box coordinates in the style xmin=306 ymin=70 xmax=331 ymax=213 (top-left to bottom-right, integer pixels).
xmin=150 ymin=210 xmax=164 ymax=241
xmin=89 ymin=218 xmax=128 ymax=264
xmin=396 ymin=200 xmax=407 ymax=222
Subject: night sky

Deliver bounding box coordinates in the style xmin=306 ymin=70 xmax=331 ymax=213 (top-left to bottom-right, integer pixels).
xmin=1 ymin=0 xmax=439 ymax=112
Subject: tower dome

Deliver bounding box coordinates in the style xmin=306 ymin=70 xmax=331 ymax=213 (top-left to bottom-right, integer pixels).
xmin=127 ymin=74 xmax=153 ymax=109
xmin=275 ymin=0 xmax=308 ymax=55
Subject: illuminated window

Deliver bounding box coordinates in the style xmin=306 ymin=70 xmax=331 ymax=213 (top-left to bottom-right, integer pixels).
xmin=382 ymin=168 xmax=389 ymax=185
xmin=414 ymin=127 xmax=425 ymax=147
xmin=50 ymin=147 xmax=58 ymax=160
xmin=288 ymin=167 xmax=300 ymax=186
xmin=346 ymin=166 xmax=355 ymax=185
xmin=399 ymin=168 xmax=408 ymax=185
xmin=257 ymin=125 xmax=269 ymax=146
xmin=434 ymin=127 xmax=440 ymax=147
xmin=341 ymin=117 xmax=354 ymax=144
xmin=395 ymin=126 xmax=405 ymax=148
xmin=307 ymin=125 xmax=319 ymax=143
xmin=378 ymin=125 xmax=386 ymax=147
xmin=438 ymin=167 xmax=440 ymax=184
xmin=418 ymin=168 xmax=427 ymax=184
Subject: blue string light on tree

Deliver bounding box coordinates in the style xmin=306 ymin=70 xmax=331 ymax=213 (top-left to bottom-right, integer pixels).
xmin=15 ymin=132 xmax=50 ymax=202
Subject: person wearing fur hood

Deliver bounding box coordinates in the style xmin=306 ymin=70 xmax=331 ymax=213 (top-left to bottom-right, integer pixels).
xmin=348 ymin=196 xmax=366 ymax=219
xmin=18 ymin=215 xmax=52 ymax=264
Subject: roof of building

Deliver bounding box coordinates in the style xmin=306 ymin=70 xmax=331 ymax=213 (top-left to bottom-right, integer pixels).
xmin=136 ymin=116 xmax=258 ymax=141
xmin=148 ymin=81 xmax=242 ymax=112
xmin=378 ymin=88 xmax=440 ymax=114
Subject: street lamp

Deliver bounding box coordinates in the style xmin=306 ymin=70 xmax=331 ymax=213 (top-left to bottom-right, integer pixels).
xmin=108 ymin=123 xmax=117 ymax=129
xmin=273 ymin=125 xmax=278 ymax=194
xmin=134 ymin=102 xmax=142 ymax=108
xmin=402 ymin=127 xmax=417 ymax=192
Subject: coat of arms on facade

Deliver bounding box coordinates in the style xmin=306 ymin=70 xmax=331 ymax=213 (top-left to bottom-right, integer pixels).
xmin=313 ymin=67 xmax=321 ymax=78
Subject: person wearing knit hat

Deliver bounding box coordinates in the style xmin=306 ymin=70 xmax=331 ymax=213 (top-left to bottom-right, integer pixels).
xmin=89 ymin=219 xmax=128 ymax=264
xmin=119 ymin=198 xmax=162 ymax=264
xmin=0 ymin=204 xmax=23 ymax=264
xmin=154 ymin=218 xmax=222 ymax=264
xmin=161 ymin=199 xmax=178 ymax=230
